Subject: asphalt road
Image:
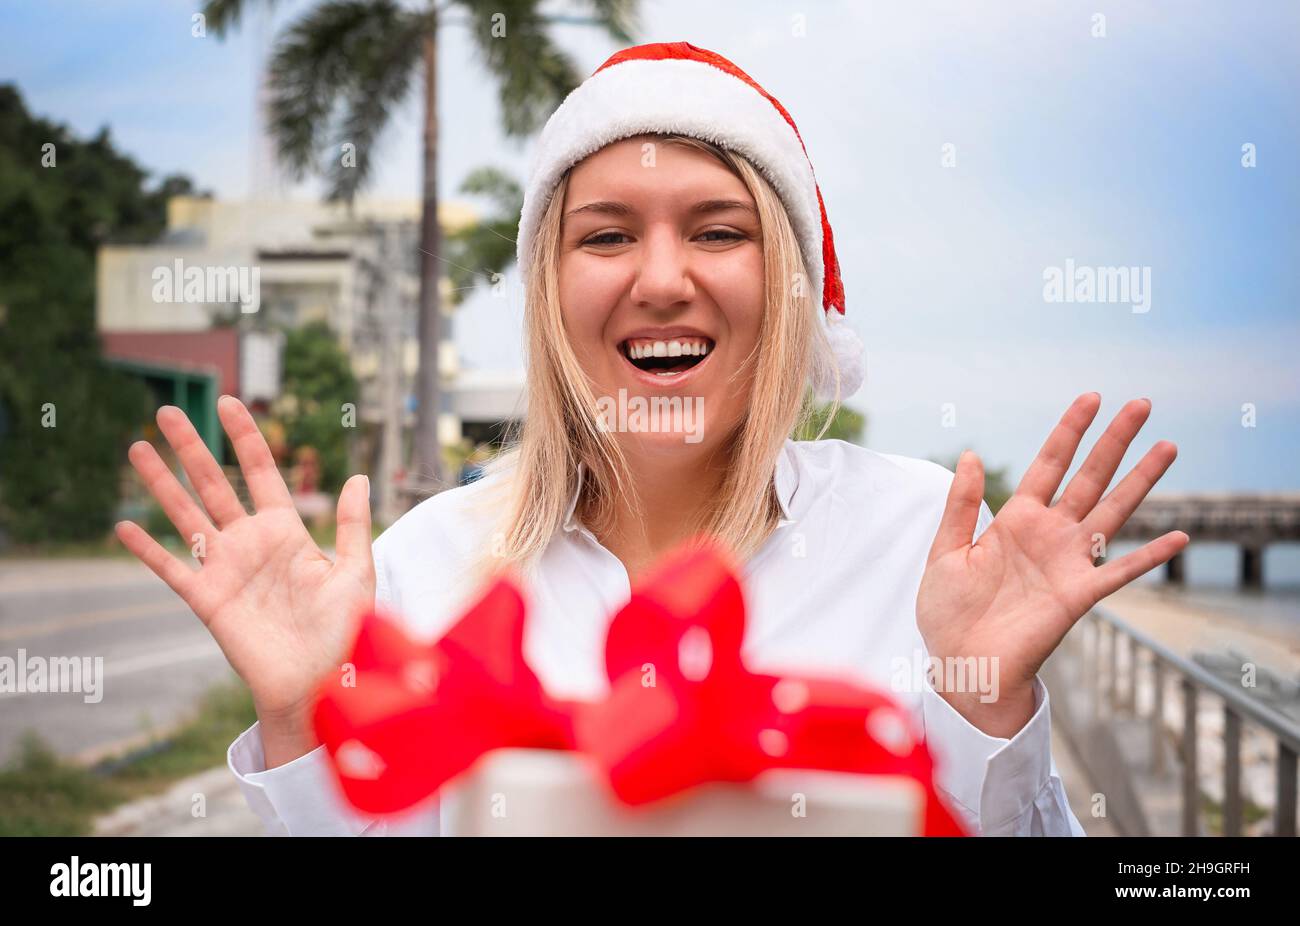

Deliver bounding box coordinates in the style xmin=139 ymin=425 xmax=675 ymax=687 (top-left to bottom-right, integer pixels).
xmin=0 ymin=555 xmax=240 ymax=766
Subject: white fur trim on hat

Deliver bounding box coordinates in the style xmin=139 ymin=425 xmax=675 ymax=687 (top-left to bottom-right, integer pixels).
xmin=517 ymin=58 xmax=825 ymax=312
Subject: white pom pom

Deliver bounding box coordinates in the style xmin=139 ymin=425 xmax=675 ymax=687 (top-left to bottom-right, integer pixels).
xmin=810 ymin=311 xmax=865 ymax=404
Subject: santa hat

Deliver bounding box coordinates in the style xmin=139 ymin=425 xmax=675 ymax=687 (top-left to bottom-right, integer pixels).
xmin=515 ymin=41 xmax=864 ymax=403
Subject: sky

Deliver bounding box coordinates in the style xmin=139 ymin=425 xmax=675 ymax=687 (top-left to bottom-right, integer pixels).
xmin=2 ymin=0 xmax=1297 ymax=492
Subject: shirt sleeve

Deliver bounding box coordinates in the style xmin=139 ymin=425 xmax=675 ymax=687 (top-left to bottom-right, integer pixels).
xmin=227 ymin=721 xmax=440 ymax=835
xmin=225 ymin=537 xmax=442 ymax=836
xmin=919 ymin=673 xmax=1086 ymax=836
xmin=914 ymin=498 xmax=1086 ymax=836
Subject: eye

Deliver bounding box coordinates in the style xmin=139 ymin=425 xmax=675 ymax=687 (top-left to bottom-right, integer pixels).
xmin=581 ymin=231 xmax=632 ymax=247
xmin=696 ymin=228 xmax=747 ymax=243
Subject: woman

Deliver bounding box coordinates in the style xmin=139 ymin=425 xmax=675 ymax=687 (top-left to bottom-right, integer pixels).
xmin=116 ymin=43 xmax=1186 ymax=836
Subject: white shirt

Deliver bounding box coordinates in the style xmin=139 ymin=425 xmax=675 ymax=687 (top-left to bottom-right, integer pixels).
xmin=228 ymin=438 xmax=1087 ymax=836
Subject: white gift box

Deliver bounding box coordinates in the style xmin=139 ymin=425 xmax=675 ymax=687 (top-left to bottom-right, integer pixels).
xmin=437 ymin=748 xmax=923 ymax=836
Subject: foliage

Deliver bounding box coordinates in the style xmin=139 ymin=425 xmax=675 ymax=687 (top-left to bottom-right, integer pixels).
xmin=793 ymin=398 xmax=867 ymax=444
xmin=444 ymin=166 xmax=524 ymax=306
xmin=0 ymin=85 xmax=204 ymax=544
xmin=931 ymin=452 xmax=1014 ymax=514
xmin=275 ymin=321 xmax=361 ymax=494
xmin=202 ymin=0 xmax=637 ymax=202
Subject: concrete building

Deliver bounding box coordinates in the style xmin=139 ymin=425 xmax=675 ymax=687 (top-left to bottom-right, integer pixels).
xmin=97 ymin=195 xmax=525 ymax=522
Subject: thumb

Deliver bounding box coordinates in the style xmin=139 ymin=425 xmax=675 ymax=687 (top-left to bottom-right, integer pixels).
xmin=334 ymin=474 xmax=373 ymax=571
xmin=927 ymin=451 xmax=985 ymax=567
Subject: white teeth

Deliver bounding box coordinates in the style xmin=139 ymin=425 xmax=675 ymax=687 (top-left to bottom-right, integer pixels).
xmin=622 ymin=337 xmax=714 ymax=363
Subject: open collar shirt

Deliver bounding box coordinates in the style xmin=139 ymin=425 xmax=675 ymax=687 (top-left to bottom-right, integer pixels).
xmin=228 ymin=438 xmax=1086 ymax=836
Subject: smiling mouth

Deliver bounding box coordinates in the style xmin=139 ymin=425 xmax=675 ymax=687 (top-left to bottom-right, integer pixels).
xmin=618 ymin=337 xmax=715 ymax=377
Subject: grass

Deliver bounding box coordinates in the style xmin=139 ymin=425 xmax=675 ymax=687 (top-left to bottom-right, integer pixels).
xmin=0 ymin=681 xmax=257 ymax=836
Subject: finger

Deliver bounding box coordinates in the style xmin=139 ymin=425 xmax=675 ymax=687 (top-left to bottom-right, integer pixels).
xmin=218 ymin=394 xmax=294 ymax=512
xmin=927 ymin=450 xmax=984 ymax=566
xmin=114 ymin=520 xmax=197 ymax=602
xmin=1089 ymin=530 xmax=1189 ymax=600
xmin=1014 ymin=392 xmax=1102 ymax=505
xmin=1082 ymin=440 xmax=1178 ymax=541
xmin=127 ymin=439 xmax=215 ymax=546
xmin=335 ymin=474 xmax=374 ymax=573
xmin=156 ymin=405 xmax=246 ymax=528
xmin=1054 ymin=398 xmax=1152 ymax=521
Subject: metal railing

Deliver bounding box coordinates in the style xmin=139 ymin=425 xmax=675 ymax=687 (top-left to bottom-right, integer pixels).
xmin=1081 ymin=605 xmax=1300 ymax=836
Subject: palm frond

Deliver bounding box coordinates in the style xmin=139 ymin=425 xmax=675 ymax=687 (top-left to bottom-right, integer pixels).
xmin=458 ymin=165 xmax=523 ymax=203
xmin=202 ymin=0 xmax=282 ymax=38
xmin=456 ymin=0 xmax=583 ymax=137
xmin=577 ymin=0 xmax=638 ymax=45
xmin=444 ymin=165 xmax=523 ymax=305
xmin=265 ymin=0 xmax=425 ymax=200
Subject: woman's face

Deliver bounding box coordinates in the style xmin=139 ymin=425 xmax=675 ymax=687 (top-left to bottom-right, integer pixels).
xmin=558 ymin=136 xmax=764 ymax=457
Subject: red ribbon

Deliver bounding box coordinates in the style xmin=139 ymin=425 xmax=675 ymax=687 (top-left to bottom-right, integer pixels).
xmin=312 ymin=538 xmax=966 ymax=835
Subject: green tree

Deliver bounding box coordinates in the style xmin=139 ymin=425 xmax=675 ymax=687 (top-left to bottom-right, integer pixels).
xmin=276 ymin=322 xmax=361 ymax=495
xmin=444 ymin=166 xmax=524 ymax=306
xmin=931 ymin=452 xmax=1014 ymax=514
xmin=203 ymin=0 xmax=638 ymax=495
xmin=793 ymin=398 xmax=867 ymax=444
xmin=0 ymin=86 xmax=200 ymax=544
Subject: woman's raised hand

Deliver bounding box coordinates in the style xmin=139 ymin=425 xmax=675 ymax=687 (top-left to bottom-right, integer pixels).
xmin=115 ymin=395 xmax=374 ymax=766
xmin=916 ymin=393 xmax=1188 ymax=737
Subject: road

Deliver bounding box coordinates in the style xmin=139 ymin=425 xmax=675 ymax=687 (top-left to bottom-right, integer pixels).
xmin=0 ymin=555 xmax=239 ymax=766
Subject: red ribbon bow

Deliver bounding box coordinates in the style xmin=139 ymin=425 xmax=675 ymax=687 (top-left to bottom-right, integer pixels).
xmin=312 ymin=539 xmax=966 ymax=836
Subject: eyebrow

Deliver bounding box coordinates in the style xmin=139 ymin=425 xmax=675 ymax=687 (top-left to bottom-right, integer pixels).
xmin=563 ymin=199 xmax=757 ymax=220
xmin=692 ymin=199 xmax=757 ymax=216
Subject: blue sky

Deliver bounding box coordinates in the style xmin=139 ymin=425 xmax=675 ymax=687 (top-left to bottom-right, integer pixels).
xmin=2 ymin=0 xmax=1297 ymax=491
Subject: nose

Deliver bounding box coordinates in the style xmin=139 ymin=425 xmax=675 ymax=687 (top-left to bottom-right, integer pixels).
xmin=629 ymin=225 xmax=696 ymax=310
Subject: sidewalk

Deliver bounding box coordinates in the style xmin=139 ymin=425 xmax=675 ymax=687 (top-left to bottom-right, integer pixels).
xmin=94 ymin=766 xmax=265 ymax=837
xmin=1051 ymin=723 xmax=1117 ymax=836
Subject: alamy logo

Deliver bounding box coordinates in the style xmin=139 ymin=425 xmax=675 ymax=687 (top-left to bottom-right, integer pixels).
xmin=152 ymin=258 xmax=260 ymax=313
xmin=50 ymin=856 xmax=151 ymax=906
xmin=0 ymin=649 xmax=103 ymax=703
xmin=1042 ymin=258 xmax=1151 ymax=313
xmin=595 ymin=389 xmax=705 ymax=444
xmin=890 ymin=649 xmax=1000 ymax=704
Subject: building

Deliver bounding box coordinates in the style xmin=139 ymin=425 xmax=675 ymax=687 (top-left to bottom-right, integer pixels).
xmin=96 ymin=195 xmax=525 ymax=522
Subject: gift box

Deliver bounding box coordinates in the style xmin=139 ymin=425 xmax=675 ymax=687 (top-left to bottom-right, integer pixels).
xmin=438 ymin=747 xmax=924 ymax=836
xmin=314 ymin=538 xmax=966 ymax=836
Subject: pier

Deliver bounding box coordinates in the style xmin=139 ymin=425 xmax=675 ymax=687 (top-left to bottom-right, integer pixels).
xmin=1113 ymin=493 xmax=1300 ymax=588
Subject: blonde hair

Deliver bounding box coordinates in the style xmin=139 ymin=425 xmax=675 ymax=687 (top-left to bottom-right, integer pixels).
xmin=473 ymin=134 xmax=842 ymax=581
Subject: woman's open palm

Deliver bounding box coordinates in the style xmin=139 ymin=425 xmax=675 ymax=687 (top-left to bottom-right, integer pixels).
xmin=916 ymin=393 xmax=1189 ymax=736
xmin=115 ymin=396 xmax=374 ymax=733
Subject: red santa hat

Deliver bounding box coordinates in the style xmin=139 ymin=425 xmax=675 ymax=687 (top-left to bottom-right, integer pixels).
xmin=516 ymin=41 xmax=865 ymax=402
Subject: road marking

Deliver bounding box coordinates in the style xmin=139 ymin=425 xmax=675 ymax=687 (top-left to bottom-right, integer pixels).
xmin=101 ymin=641 xmax=225 ymax=678
xmin=0 ymin=597 xmax=192 ymax=643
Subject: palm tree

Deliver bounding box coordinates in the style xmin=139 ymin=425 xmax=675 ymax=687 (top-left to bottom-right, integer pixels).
xmin=443 ymin=166 xmax=524 ymax=307
xmin=202 ymin=0 xmax=636 ymax=500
